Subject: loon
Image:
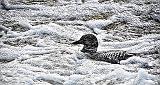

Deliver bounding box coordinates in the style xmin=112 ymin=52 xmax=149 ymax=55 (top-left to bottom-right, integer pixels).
xmin=72 ymin=34 xmax=133 ymax=64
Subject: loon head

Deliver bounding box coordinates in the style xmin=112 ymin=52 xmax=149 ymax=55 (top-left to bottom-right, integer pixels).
xmin=72 ymin=34 xmax=98 ymax=54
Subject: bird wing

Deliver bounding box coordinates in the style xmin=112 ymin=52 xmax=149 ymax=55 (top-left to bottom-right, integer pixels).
xmin=89 ymin=50 xmax=128 ymax=64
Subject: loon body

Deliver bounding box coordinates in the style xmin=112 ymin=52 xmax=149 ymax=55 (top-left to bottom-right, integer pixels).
xmin=72 ymin=34 xmax=133 ymax=64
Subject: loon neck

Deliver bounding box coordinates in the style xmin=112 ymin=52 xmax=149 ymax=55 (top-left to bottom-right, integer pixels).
xmin=81 ymin=46 xmax=97 ymax=54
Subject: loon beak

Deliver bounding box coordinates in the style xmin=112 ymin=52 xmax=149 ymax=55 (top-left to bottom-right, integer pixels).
xmin=72 ymin=40 xmax=82 ymax=45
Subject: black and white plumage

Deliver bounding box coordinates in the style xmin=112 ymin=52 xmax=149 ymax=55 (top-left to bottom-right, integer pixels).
xmin=72 ymin=34 xmax=133 ymax=64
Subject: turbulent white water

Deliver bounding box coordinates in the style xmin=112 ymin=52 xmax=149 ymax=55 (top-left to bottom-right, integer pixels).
xmin=0 ymin=0 xmax=160 ymax=85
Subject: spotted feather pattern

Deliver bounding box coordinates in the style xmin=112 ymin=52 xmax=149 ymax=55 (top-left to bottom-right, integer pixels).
xmin=89 ymin=50 xmax=129 ymax=64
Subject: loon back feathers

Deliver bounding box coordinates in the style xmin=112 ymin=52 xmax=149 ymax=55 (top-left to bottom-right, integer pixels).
xmin=72 ymin=34 xmax=133 ymax=64
xmin=89 ymin=50 xmax=133 ymax=64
